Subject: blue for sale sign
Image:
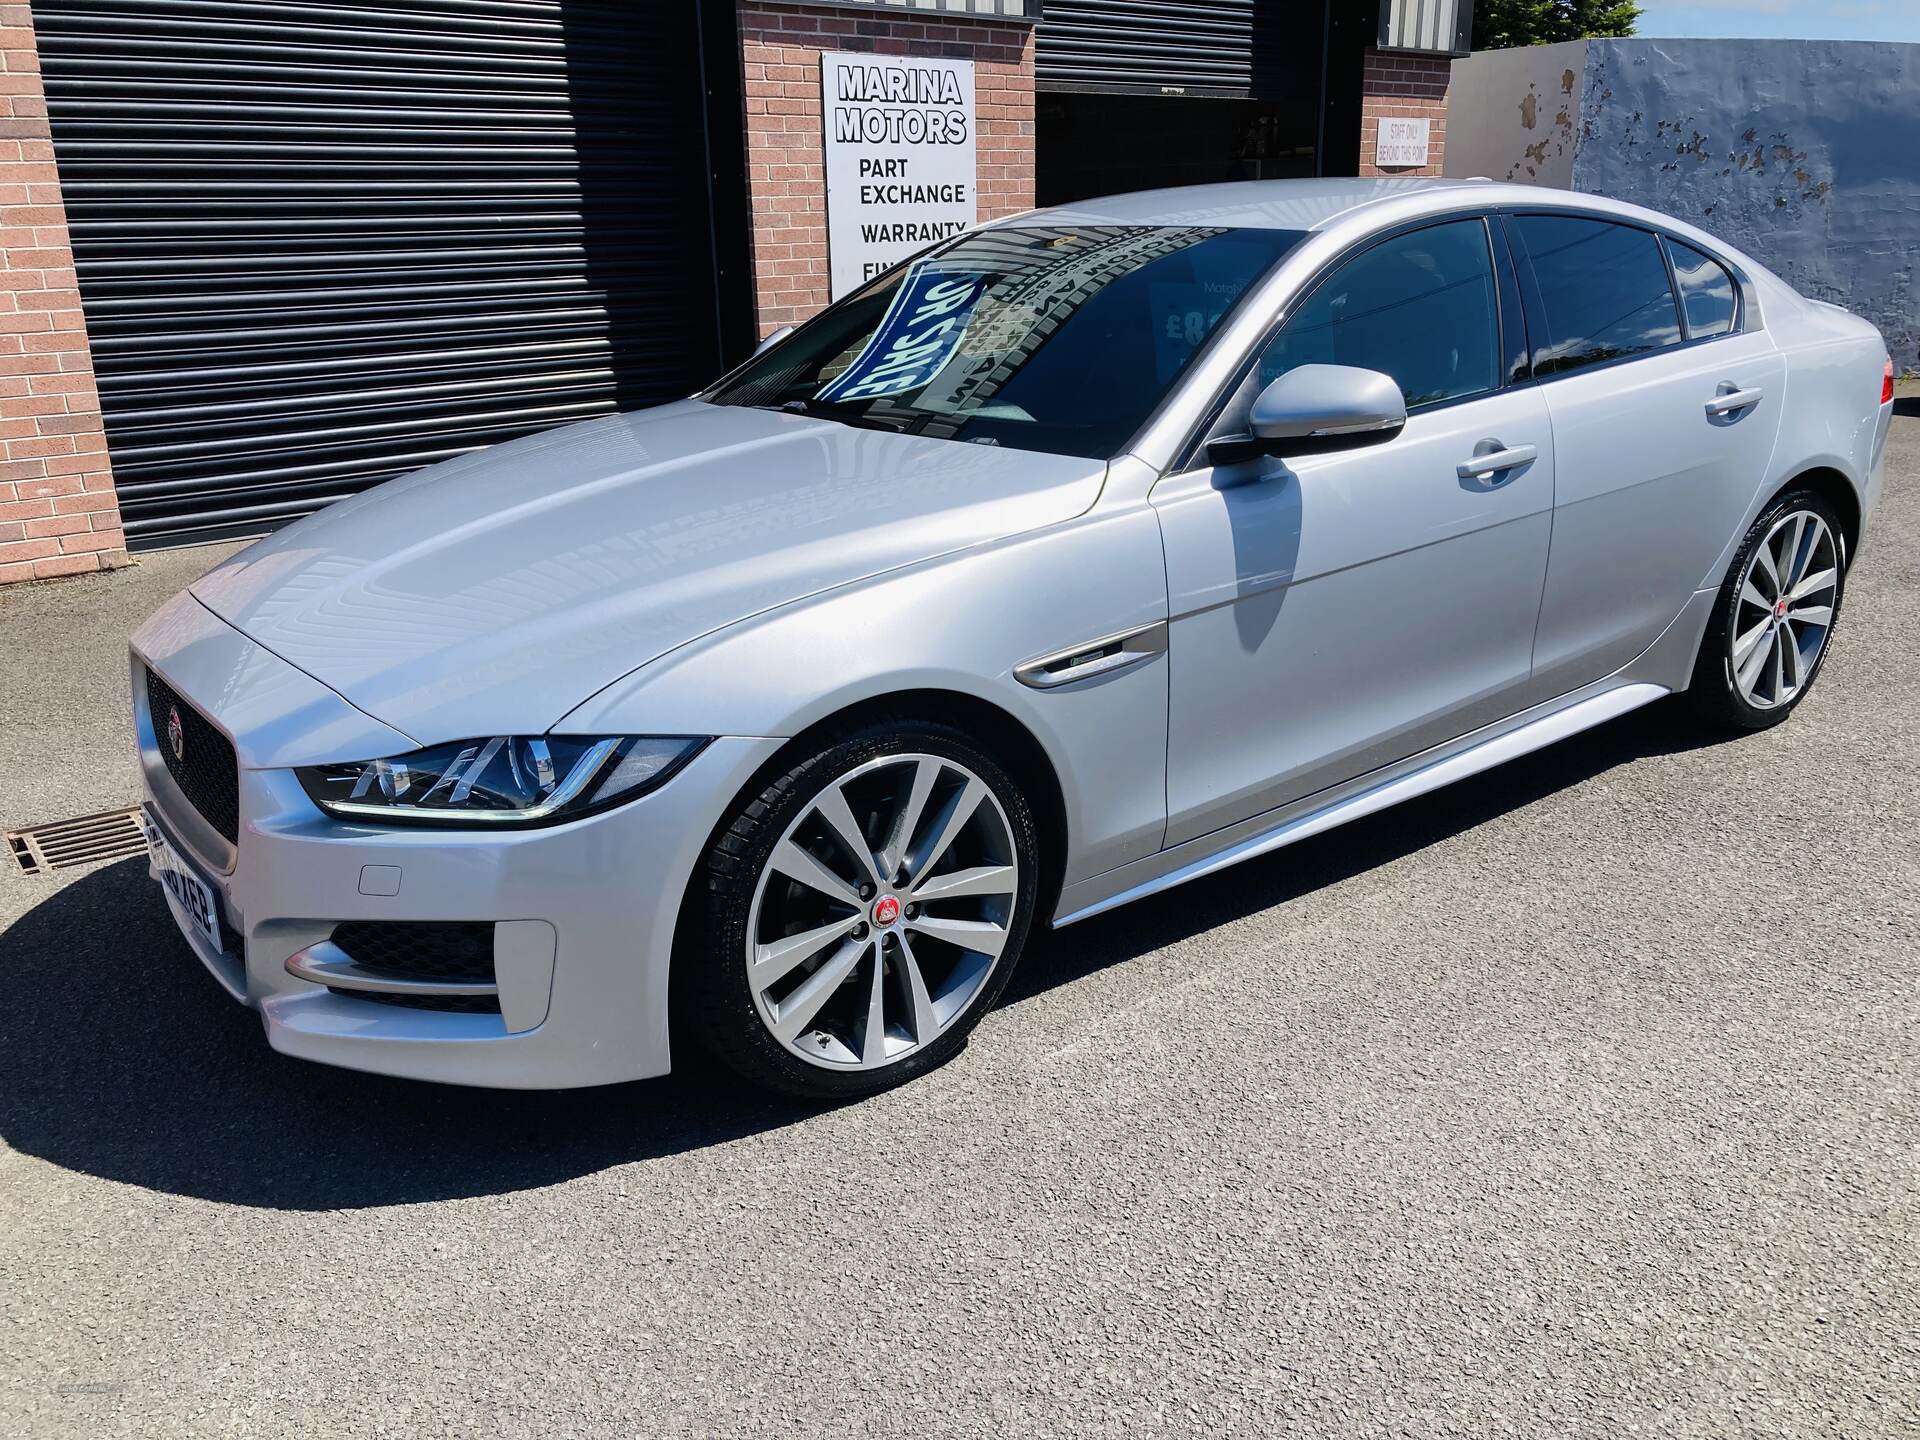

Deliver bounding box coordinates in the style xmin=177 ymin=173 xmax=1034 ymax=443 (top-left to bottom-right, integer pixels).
xmin=815 ymin=265 xmax=988 ymax=404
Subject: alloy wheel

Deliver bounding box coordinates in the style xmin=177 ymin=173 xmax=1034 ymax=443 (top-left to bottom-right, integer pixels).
xmin=744 ymin=752 xmax=1020 ymax=1071
xmin=1730 ymin=508 xmax=1838 ymax=710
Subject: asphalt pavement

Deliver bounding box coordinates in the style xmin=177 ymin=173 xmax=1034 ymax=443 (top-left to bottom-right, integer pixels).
xmin=1 ymin=408 xmax=1916 ymax=1438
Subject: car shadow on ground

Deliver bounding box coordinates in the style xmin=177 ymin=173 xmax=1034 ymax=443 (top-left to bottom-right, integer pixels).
xmin=0 ymin=700 xmax=1732 ymax=1212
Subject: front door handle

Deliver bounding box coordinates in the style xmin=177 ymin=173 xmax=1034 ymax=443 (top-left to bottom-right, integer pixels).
xmin=1705 ymin=384 xmax=1764 ymax=416
xmin=1456 ymin=443 xmax=1537 ymax=480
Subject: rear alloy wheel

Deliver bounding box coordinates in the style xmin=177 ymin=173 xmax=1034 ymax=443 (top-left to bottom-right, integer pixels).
xmin=1690 ymin=489 xmax=1846 ymax=730
xmin=682 ymin=723 xmax=1038 ymax=1099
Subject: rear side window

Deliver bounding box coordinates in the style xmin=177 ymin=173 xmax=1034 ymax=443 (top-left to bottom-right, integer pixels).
xmin=1257 ymin=218 xmax=1499 ymax=409
xmin=1513 ymin=216 xmax=1682 ymax=376
xmin=1667 ymin=239 xmax=1738 ymax=339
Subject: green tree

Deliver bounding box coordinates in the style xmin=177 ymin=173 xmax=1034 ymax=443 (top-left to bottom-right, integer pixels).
xmin=1471 ymin=0 xmax=1639 ymax=49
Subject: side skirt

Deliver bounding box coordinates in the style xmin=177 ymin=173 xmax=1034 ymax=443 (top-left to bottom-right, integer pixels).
xmin=1051 ymin=681 xmax=1671 ymax=927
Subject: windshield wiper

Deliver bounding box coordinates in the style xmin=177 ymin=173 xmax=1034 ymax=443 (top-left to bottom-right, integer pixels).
xmin=768 ymin=397 xmax=912 ymax=433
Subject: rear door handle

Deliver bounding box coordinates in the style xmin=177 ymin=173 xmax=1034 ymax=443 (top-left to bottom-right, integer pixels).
xmin=1706 ymin=384 xmax=1764 ymax=416
xmin=1456 ymin=443 xmax=1537 ymax=479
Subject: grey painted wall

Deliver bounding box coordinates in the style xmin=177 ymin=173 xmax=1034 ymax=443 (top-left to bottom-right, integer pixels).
xmin=1448 ymin=38 xmax=1920 ymax=366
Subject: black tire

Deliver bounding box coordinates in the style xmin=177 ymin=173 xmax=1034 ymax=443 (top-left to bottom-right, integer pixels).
xmin=1687 ymin=486 xmax=1847 ymax=732
xmin=676 ymin=717 xmax=1041 ymax=1100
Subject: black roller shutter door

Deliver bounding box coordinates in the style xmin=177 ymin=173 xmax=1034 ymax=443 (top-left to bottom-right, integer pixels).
xmin=1036 ymin=0 xmax=1295 ymax=98
xmin=33 ymin=0 xmax=733 ymax=550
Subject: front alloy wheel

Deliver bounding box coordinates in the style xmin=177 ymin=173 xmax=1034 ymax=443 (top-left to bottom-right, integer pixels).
xmin=681 ymin=722 xmax=1039 ymax=1098
xmin=749 ymin=752 xmax=1018 ymax=1071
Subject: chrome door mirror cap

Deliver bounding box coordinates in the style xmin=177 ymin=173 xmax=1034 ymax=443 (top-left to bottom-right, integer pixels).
xmin=753 ymin=324 xmax=796 ymax=356
xmin=1250 ymin=363 xmax=1408 ymax=445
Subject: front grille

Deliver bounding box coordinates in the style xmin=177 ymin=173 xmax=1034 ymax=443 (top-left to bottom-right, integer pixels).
xmin=145 ymin=668 xmax=239 ymax=844
xmin=329 ymin=921 xmax=500 ymax=1013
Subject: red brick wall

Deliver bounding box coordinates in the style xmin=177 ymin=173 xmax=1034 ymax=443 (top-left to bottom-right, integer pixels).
xmin=0 ymin=4 xmax=122 ymax=585
xmin=738 ymin=3 xmax=1035 ymax=336
xmin=1358 ymin=49 xmax=1451 ymax=179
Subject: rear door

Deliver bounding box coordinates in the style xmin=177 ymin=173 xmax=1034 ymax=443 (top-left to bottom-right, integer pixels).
xmin=1508 ymin=214 xmax=1786 ymax=696
xmin=1153 ymin=216 xmax=1555 ymax=846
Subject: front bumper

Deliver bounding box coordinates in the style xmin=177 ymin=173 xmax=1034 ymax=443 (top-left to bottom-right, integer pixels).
xmin=132 ymin=590 xmax=781 ymax=1089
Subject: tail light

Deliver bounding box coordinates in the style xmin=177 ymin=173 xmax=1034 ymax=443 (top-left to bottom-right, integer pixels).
xmin=1884 ymin=359 xmax=1897 ymax=405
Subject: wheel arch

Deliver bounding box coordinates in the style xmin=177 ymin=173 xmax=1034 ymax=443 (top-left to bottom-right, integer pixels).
xmin=668 ymin=688 xmax=1072 ymax=1019
xmin=1776 ymin=464 xmax=1861 ymax=564
xmin=770 ymin=688 xmax=1071 ymax=920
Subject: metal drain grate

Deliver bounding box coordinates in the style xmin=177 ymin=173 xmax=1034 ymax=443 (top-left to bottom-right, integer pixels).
xmin=6 ymin=806 xmax=147 ymax=876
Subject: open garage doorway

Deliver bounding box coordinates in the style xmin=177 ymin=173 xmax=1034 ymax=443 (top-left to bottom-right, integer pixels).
xmin=1033 ymin=0 xmax=1376 ymax=206
xmin=1036 ymin=91 xmax=1320 ymax=208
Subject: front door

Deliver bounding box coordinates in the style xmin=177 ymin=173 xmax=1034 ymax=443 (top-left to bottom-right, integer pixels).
xmin=1154 ymin=217 xmax=1556 ymax=847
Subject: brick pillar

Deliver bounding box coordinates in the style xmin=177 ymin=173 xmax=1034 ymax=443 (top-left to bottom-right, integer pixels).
xmin=1358 ymin=48 xmax=1452 ymax=179
xmin=737 ymin=3 xmax=1036 ymax=337
xmin=0 ymin=4 xmax=122 ymax=585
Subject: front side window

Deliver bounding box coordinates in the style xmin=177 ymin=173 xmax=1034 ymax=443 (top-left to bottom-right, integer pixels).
xmin=1255 ymin=219 xmax=1501 ymax=410
xmin=1515 ymin=215 xmax=1683 ymax=376
xmin=1667 ymin=238 xmax=1738 ymax=339
xmin=708 ymin=224 xmax=1306 ymax=460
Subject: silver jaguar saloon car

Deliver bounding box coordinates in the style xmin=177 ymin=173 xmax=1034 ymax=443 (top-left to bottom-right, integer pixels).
xmin=132 ymin=179 xmax=1894 ymax=1098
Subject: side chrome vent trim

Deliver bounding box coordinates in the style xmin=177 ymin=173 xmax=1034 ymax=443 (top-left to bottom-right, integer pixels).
xmin=1014 ymin=621 xmax=1169 ymax=690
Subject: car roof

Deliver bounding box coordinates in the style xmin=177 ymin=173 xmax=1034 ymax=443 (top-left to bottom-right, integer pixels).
xmin=981 ymin=178 xmax=1798 ymax=333
xmin=994 ymin=177 xmax=1784 ymax=285
xmin=997 ymin=176 xmax=1596 ymax=234
xmin=998 ymin=176 xmax=1758 ymax=240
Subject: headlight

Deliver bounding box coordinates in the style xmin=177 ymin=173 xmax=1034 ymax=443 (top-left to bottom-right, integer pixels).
xmin=296 ymin=735 xmax=707 ymax=827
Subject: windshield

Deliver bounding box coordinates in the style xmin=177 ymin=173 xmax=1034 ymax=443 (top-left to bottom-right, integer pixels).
xmin=708 ymin=224 xmax=1306 ymax=460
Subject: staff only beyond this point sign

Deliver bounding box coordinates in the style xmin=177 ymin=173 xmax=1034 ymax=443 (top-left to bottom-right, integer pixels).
xmin=1374 ymin=116 xmax=1432 ymax=169
xmin=821 ymin=52 xmax=977 ymax=300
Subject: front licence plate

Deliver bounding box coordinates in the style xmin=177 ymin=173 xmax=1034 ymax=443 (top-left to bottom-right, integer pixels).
xmin=141 ymin=813 xmax=222 ymax=953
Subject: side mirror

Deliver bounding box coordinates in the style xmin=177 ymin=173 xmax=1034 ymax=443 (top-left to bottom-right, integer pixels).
xmin=754 ymin=324 xmax=795 ymax=356
xmin=1209 ymin=363 xmax=1407 ymax=464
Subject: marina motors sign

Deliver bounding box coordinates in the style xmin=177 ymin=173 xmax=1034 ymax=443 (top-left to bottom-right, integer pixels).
xmin=821 ymin=52 xmax=977 ymax=299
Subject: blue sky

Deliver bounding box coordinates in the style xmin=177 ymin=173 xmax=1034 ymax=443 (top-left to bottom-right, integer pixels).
xmin=1634 ymin=0 xmax=1920 ymax=41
